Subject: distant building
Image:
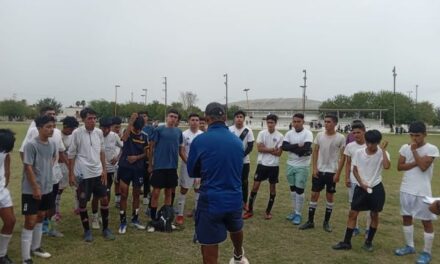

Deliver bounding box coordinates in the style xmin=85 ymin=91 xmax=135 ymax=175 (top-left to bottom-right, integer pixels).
xmin=58 ymin=106 xmax=83 ymax=121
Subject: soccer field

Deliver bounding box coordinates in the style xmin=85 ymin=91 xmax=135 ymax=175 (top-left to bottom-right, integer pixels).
xmin=1 ymin=121 xmax=440 ymax=264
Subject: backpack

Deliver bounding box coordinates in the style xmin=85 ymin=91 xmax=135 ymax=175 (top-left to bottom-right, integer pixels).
xmin=150 ymin=205 xmax=175 ymax=232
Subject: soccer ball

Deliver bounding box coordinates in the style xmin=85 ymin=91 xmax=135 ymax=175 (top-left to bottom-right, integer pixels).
xmin=229 ymin=256 xmax=250 ymax=264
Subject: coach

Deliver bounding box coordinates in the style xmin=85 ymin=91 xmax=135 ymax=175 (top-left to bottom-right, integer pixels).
xmin=187 ymin=102 xmax=249 ymax=264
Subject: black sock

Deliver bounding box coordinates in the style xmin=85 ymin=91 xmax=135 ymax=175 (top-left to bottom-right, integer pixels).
xmin=308 ymin=207 xmax=316 ymax=223
xmin=324 ymin=207 xmax=333 ymax=222
xmin=132 ymin=210 xmax=138 ymax=222
xmin=150 ymin=207 xmax=157 ymax=220
xmin=92 ymin=209 xmax=98 ymax=214
xmin=266 ymin=194 xmax=276 ymax=214
xmin=101 ymin=207 xmax=109 ymax=230
xmin=79 ymin=209 xmax=90 ymax=231
xmin=248 ymin=192 xmax=257 ymax=212
xmin=366 ymin=227 xmax=377 ymax=243
xmin=120 ymin=211 xmax=126 ymax=224
xmin=343 ymin=228 xmax=354 ymax=244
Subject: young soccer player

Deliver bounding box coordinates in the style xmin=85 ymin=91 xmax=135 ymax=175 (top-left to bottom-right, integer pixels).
xmin=111 ymin=116 xmax=123 ymax=208
xmin=229 ymin=110 xmax=254 ymax=211
xmin=300 ymin=114 xmax=345 ymax=232
xmin=21 ymin=116 xmax=57 ymax=263
xmin=332 ymin=130 xmax=390 ymax=251
xmin=394 ymin=121 xmax=439 ymax=264
xmin=175 ymin=113 xmax=203 ymax=225
xmin=118 ymin=113 xmax=148 ymax=233
xmin=282 ymin=113 xmax=313 ymax=225
xmin=199 ymin=117 xmax=207 ymax=132
xmin=0 ymin=129 xmax=16 ymax=264
xmin=140 ymin=111 xmax=154 ymax=207
xmin=243 ymin=114 xmax=283 ymax=220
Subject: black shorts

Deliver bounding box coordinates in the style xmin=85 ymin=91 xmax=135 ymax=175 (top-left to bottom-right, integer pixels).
xmin=22 ymin=193 xmax=53 ymax=215
xmin=242 ymin=163 xmax=250 ymax=181
xmin=254 ymin=164 xmax=279 ymax=184
xmin=150 ymin=169 xmax=178 ymax=189
xmin=311 ymin=171 xmax=336 ymax=193
xmin=118 ymin=166 xmax=144 ymax=188
xmin=77 ymin=176 xmax=107 ymax=204
xmin=351 ymin=183 xmax=385 ymax=212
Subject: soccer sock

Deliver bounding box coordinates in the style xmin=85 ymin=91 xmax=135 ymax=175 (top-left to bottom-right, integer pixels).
xmin=131 ymin=208 xmax=139 ymax=222
xmin=101 ymin=206 xmax=109 ymax=230
xmin=324 ymin=202 xmax=334 ymax=222
xmin=295 ymin=193 xmax=305 ymax=215
xmin=120 ymin=210 xmax=127 ymax=224
xmin=194 ymin=192 xmax=200 ymax=210
xmin=290 ymin=191 xmax=296 ymax=213
xmin=403 ymin=225 xmax=414 ymax=248
xmin=308 ymin=202 xmax=317 ymax=223
xmin=79 ymin=208 xmax=90 ymax=231
xmin=150 ymin=207 xmax=157 ymax=220
xmin=21 ymin=228 xmax=33 ymax=261
xmin=31 ymin=223 xmax=43 ymax=251
xmin=176 ymin=193 xmax=186 ymax=216
xmin=266 ymin=194 xmax=276 ymax=214
xmin=55 ymin=191 xmax=62 ymax=215
xmin=366 ymin=227 xmax=377 ymax=243
xmin=343 ymin=228 xmax=354 ymax=244
xmin=248 ymin=192 xmax=257 ymax=212
xmin=423 ymin=232 xmax=434 ymax=254
xmin=115 ymin=194 xmax=121 ymax=203
xmin=0 ymin=234 xmax=12 ymax=257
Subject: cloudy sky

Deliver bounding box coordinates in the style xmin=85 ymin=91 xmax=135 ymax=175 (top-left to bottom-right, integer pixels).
xmin=1 ymin=0 xmax=439 ymax=109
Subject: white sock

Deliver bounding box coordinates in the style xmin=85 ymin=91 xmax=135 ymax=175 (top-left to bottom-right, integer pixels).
xmin=194 ymin=192 xmax=199 ymax=210
xmin=290 ymin=192 xmax=295 ymax=213
xmin=115 ymin=195 xmax=121 ymax=203
xmin=0 ymin=234 xmax=12 ymax=257
xmin=93 ymin=212 xmax=99 ymax=219
xmin=176 ymin=193 xmax=186 ymax=216
xmin=403 ymin=225 xmax=414 ymax=248
xmin=295 ymin=193 xmax=304 ymax=215
xmin=423 ymin=232 xmax=434 ymax=254
xmin=21 ymin=228 xmax=33 ymax=261
xmin=31 ymin=223 xmax=43 ymax=251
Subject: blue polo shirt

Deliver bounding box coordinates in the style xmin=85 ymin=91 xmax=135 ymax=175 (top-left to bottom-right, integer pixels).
xmin=187 ymin=122 xmax=243 ymax=213
xmin=151 ymin=125 xmax=183 ymax=170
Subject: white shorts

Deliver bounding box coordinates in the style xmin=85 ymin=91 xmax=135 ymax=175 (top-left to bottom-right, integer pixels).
xmin=400 ymin=192 xmax=437 ymax=221
xmin=179 ymin=164 xmax=200 ymax=189
xmin=0 ymin=188 xmax=13 ymax=208
xmin=348 ymin=183 xmax=357 ymax=203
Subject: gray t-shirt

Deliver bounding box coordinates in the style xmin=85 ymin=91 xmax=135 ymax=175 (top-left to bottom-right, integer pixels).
xmin=22 ymin=138 xmax=56 ymax=195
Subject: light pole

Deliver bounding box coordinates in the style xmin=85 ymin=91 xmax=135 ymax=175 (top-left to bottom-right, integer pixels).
xmin=407 ymin=90 xmax=413 ymax=100
xmin=141 ymin=88 xmax=148 ymax=105
xmin=415 ymin=85 xmax=418 ymax=105
xmin=114 ymin=85 xmax=120 ymax=116
xmin=243 ymin=88 xmax=250 ymax=112
xmin=163 ymin=77 xmax=167 ymax=122
xmin=223 ymin=73 xmax=228 ymax=118
xmin=393 ymin=66 xmax=397 ymax=129
xmin=300 ymin=69 xmax=307 ymax=114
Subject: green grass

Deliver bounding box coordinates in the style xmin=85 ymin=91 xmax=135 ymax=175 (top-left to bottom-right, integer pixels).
xmin=1 ymin=121 xmax=440 ymax=264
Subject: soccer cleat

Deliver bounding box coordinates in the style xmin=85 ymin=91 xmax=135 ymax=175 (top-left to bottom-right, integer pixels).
xmin=229 ymin=248 xmax=249 ymax=264
xmin=175 ymin=215 xmax=184 ymax=225
xmin=416 ymin=252 xmax=432 ymax=264
xmin=332 ymin=241 xmax=352 ymax=250
xmin=242 ymin=212 xmax=253 ymax=220
xmin=292 ymin=214 xmax=302 ymax=225
xmin=323 ymin=221 xmax=333 ymax=233
xmin=47 ymin=229 xmax=64 ymax=238
xmin=31 ymin=248 xmax=51 ymax=258
xmin=84 ymin=230 xmax=93 ymax=242
xmin=394 ymin=245 xmax=416 ymax=256
xmin=118 ymin=223 xmax=127 ymax=234
xmin=146 ymin=225 xmax=155 ymax=233
xmin=23 ymin=259 xmax=33 ymax=264
xmin=264 ymin=213 xmax=272 ymax=220
xmin=353 ymin=227 xmax=360 ymax=237
xmin=286 ymin=213 xmax=295 ymax=221
xmin=91 ymin=214 xmax=100 ymax=230
xmin=361 ymin=241 xmax=374 ymax=252
xmin=131 ymin=219 xmax=146 ymax=230
xmin=0 ymin=255 xmax=14 ymax=264
xmin=299 ymin=221 xmax=315 ymax=230
xmin=102 ymin=228 xmax=115 ymax=240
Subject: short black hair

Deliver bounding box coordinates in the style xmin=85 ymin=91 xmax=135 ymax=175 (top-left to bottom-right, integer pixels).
xmin=133 ymin=116 xmax=145 ymax=130
xmin=62 ymin=116 xmax=79 ymax=129
xmin=199 ymin=116 xmax=206 ymax=122
xmin=266 ymin=114 xmax=278 ymax=123
xmin=324 ymin=114 xmax=338 ymax=124
xmin=80 ymin=107 xmax=97 ymax=119
xmin=351 ymin=121 xmax=365 ymax=131
xmin=112 ymin=116 xmax=122 ymax=125
xmin=188 ymin=113 xmax=200 ymax=119
xmin=99 ymin=117 xmax=113 ymax=128
xmin=35 ymin=115 xmax=56 ymax=128
xmin=365 ymin=129 xmax=382 ymax=144
xmin=39 ymin=106 xmax=55 ymax=115
xmin=138 ymin=111 xmax=148 ymax=116
xmin=293 ymin=113 xmax=304 ymax=119
xmin=167 ymin=109 xmax=179 ymax=116
xmin=234 ymin=110 xmax=246 ymax=118
xmin=409 ymin=121 xmax=426 ymax=134
xmin=0 ymin=129 xmax=15 ymax=153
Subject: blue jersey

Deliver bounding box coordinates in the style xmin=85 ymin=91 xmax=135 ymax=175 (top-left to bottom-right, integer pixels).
xmin=142 ymin=125 xmax=154 ymax=141
xmin=118 ymin=130 xmax=148 ymax=171
xmin=187 ymin=122 xmax=243 ymax=213
xmin=151 ymin=125 xmax=183 ymax=170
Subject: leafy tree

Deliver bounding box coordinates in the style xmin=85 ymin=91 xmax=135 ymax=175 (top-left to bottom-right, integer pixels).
xmin=0 ymin=99 xmax=33 ymax=121
xmin=88 ymin=100 xmax=114 ymax=118
xmin=227 ymin=105 xmax=242 ymax=120
xmin=179 ymin=91 xmax=198 ymax=110
xmin=35 ymin=97 xmax=63 ymax=114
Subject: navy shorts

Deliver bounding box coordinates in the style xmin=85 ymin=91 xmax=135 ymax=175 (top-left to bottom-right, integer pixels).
xmin=195 ymin=209 xmax=243 ymax=245
xmin=118 ymin=166 xmax=144 ymax=188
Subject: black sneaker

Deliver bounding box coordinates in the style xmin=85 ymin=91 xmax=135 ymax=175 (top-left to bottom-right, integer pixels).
xmin=362 ymin=241 xmax=374 ymax=252
xmin=299 ymin=221 xmax=315 ymax=230
xmin=0 ymin=255 xmax=14 ymax=264
xmin=332 ymin=241 xmax=352 ymax=250
xmin=23 ymin=259 xmax=33 ymax=264
xmin=323 ymin=221 xmax=333 ymax=232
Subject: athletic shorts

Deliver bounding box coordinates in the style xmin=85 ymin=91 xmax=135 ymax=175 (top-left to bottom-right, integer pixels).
xmin=151 ymin=169 xmax=178 ymax=189
xmin=351 ymin=183 xmax=385 ymax=212
xmin=254 ymin=164 xmax=279 ymax=184
xmin=179 ymin=163 xmax=200 ymax=189
xmin=311 ymin=171 xmax=336 ymax=193
xmin=22 ymin=193 xmax=53 ymax=215
xmin=348 ymin=183 xmax=357 ymax=203
xmin=242 ymin=163 xmax=250 ymax=181
xmin=0 ymin=188 xmax=13 ymax=209
xmin=118 ymin=166 xmax=144 ymax=188
xmin=76 ymin=176 xmax=107 ymax=204
xmin=286 ymin=165 xmax=309 ymax=189
xmin=400 ymin=192 xmax=437 ymax=221
xmin=195 ymin=209 xmax=243 ymax=245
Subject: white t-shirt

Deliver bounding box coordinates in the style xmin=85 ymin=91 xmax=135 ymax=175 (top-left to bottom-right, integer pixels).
xmin=399 ymin=143 xmax=439 ymax=196
xmin=182 ymin=129 xmax=204 ymax=157
xmin=0 ymin=152 xmax=7 ymax=192
xmin=256 ymin=129 xmax=283 ymax=167
xmin=283 ymin=128 xmax=313 ymax=167
xmin=314 ymin=131 xmax=346 ymax=173
xmin=344 ymin=141 xmax=366 ymax=184
xmin=352 ymin=148 xmax=390 ymax=188
xmin=229 ymin=125 xmax=255 ymax=164
xmin=104 ymin=131 xmax=123 ymax=173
